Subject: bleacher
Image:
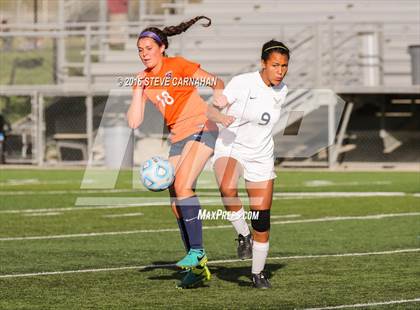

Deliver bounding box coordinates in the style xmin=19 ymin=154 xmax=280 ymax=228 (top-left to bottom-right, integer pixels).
xmin=1 ymin=0 xmax=419 ymax=166
xmin=65 ymin=0 xmax=419 ymax=91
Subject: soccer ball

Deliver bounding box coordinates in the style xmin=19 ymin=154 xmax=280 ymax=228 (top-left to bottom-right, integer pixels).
xmin=140 ymin=156 xmax=174 ymax=191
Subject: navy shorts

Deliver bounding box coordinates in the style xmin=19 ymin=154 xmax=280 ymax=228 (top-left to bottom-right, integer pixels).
xmin=169 ymin=130 xmax=219 ymax=157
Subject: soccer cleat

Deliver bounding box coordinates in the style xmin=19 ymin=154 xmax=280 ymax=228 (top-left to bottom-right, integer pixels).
xmin=176 ymin=264 xmax=211 ymax=289
xmin=175 ymin=249 xmax=208 ymax=269
xmin=236 ymin=234 xmax=252 ymax=259
xmin=252 ymin=272 xmax=271 ymax=289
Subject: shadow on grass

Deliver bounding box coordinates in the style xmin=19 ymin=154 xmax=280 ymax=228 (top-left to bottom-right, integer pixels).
xmin=209 ymin=263 xmax=286 ymax=287
xmin=138 ymin=261 xmax=209 ymax=289
xmin=138 ymin=261 xmax=286 ymax=287
xmin=138 ymin=261 xmax=180 ymax=280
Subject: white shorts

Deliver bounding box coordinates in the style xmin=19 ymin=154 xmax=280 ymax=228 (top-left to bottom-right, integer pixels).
xmin=212 ymin=150 xmax=276 ymax=182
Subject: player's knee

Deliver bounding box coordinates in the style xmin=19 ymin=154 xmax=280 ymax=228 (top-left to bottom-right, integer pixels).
xmin=253 ymin=230 xmax=269 ymax=243
xmin=173 ymin=179 xmax=192 ymax=198
xmin=171 ymin=204 xmax=181 ymax=219
xmin=251 ymin=209 xmax=270 ymax=232
xmin=219 ymin=183 xmax=238 ymax=198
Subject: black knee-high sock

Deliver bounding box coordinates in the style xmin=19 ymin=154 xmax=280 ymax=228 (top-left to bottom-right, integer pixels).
xmin=177 ymin=196 xmax=203 ymax=250
xmin=176 ymin=217 xmax=190 ymax=252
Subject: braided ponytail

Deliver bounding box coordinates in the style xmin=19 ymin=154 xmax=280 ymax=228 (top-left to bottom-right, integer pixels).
xmin=162 ymin=16 xmax=211 ymax=37
xmin=138 ymin=16 xmax=211 ymax=50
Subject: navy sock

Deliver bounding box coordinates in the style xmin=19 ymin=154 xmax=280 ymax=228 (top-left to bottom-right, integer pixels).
xmin=177 ymin=196 xmax=203 ymax=250
xmin=176 ymin=217 xmax=190 ymax=252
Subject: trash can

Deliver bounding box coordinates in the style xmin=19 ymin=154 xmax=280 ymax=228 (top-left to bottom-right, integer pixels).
xmin=408 ymin=45 xmax=420 ymax=85
xmin=360 ymin=31 xmax=381 ymax=86
xmin=104 ymin=126 xmax=133 ymax=169
xmin=102 ymin=90 xmax=134 ymax=169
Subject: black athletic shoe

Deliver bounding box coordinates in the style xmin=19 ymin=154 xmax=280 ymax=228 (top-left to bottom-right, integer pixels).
xmin=252 ymin=272 xmax=271 ymax=289
xmin=236 ymin=234 xmax=252 ymax=259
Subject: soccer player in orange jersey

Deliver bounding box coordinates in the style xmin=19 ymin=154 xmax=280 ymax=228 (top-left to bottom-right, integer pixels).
xmin=127 ymin=16 xmax=232 ymax=288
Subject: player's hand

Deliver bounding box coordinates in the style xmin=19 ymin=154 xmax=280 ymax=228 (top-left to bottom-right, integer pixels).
xmin=219 ymin=114 xmax=235 ymax=127
xmin=213 ymin=95 xmax=229 ymax=108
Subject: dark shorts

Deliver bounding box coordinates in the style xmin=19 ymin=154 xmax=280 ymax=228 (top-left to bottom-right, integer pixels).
xmin=169 ymin=130 xmax=219 ymax=157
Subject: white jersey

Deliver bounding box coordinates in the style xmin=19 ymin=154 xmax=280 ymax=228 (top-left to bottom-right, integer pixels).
xmin=215 ymin=71 xmax=288 ymax=162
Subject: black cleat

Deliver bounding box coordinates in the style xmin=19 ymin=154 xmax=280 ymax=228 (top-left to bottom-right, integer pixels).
xmin=252 ymin=272 xmax=271 ymax=289
xmin=236 ymin=234 xmax=252 ymax=259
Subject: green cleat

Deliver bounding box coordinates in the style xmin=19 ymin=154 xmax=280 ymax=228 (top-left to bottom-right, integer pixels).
xmin=175 ymin=249 xmax=207 ymax=269
xmin=176 ymin=264 xmax=211 ymax=289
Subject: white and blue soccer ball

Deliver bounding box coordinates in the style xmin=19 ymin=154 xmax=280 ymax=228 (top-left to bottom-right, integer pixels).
xmin=140 ymin=156 xmax=174 ymax=192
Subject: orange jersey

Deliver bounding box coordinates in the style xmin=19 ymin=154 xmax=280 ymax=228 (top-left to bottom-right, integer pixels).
xmin=135 ymin=56 xmax=217 ymax=143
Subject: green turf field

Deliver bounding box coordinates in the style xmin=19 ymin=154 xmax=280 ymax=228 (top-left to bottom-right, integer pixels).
xmin=0 ymin=169 xmax=419 ymax=309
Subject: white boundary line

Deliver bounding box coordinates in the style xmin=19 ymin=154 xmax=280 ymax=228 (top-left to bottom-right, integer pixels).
xmin=1 ymin=212 xmax=419 ymax=241
xmin=303 ymin=180 xmax=392 ymax=187
xmin=0 ymin=189 xmax=137 ymax=196
xmin=0 ymin=190 xmax=416 ymax=197
xmin=23 ymin=212 xmax=62 ymax=217
xmin=0 ymin=248 xmax=418 ymax=279
xmin=0 ymin=202 xmax=168 ymax=214
xmin=273 ymin=192 xmax=407 ymax=197
xmin=0 ymin=199 xmax=221 ymax=215
xmin=0 ymin=179 xmax=74 ymax=186
xmin=102 ymin=212 xmax=144 ymax=218
xmin=271 ymin=214 xmax=301 ymax=219
xmin=304 ymin=297 xmax=420 ymax=310
xmin=1 ymin=192 xmax=418 ymax=214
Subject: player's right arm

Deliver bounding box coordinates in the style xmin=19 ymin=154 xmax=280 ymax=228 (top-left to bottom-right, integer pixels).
xmin=127 ymin=72 xmax=147 ymax=129
xmin=206 ymin=105 xmax=235 ymax=127
xmin=212 ymin=75 xmax=242 ymax=109
xmin=207 ymin=76 xmax=242 ymax=126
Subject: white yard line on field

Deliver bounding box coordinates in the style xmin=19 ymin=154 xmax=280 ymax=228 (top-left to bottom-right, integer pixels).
xmin=0 ymin=248 xmax=418 ymax=279
xmin=273 ymin=192 xmax=407 ymax=198
xmin=23 ymin=212 xmax=62 ymax=217
xmin=1 ymin=191 xmax=418 ymax=215
xmin=0 ymin=189 xmax=413 ymax=198
xmin=0 ymin=189 xmax=137 ymax=196
xmin=2 ymin=191 xmax=418 ymax=216
xmin=1 ymin=212 xmax=419 ymax=241
xmin=270 ymin=212 xmax=420 ymax=225
xmin=102 ymin=212 xmax=144 ymax=218
xmin=303 ymin=180 xmax=392 ymax=187
xmin=303 ymin=297 xmax=420 ymax=310
xmin=0 ymin=179 xmax=75 ymax=186
xmin=196 ymin=191 xmax=409 ymax=198
xmin=0 ymin=202 xmax=169 ymax=214
xmin=271 ymin=214 xmax=301 ymax=219
xmin=69 ymin=192 xmax=414 ymax=206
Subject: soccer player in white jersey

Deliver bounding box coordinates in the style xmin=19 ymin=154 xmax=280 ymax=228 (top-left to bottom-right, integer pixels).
xmin=211 ymin=40 xmax=289 ymax=289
